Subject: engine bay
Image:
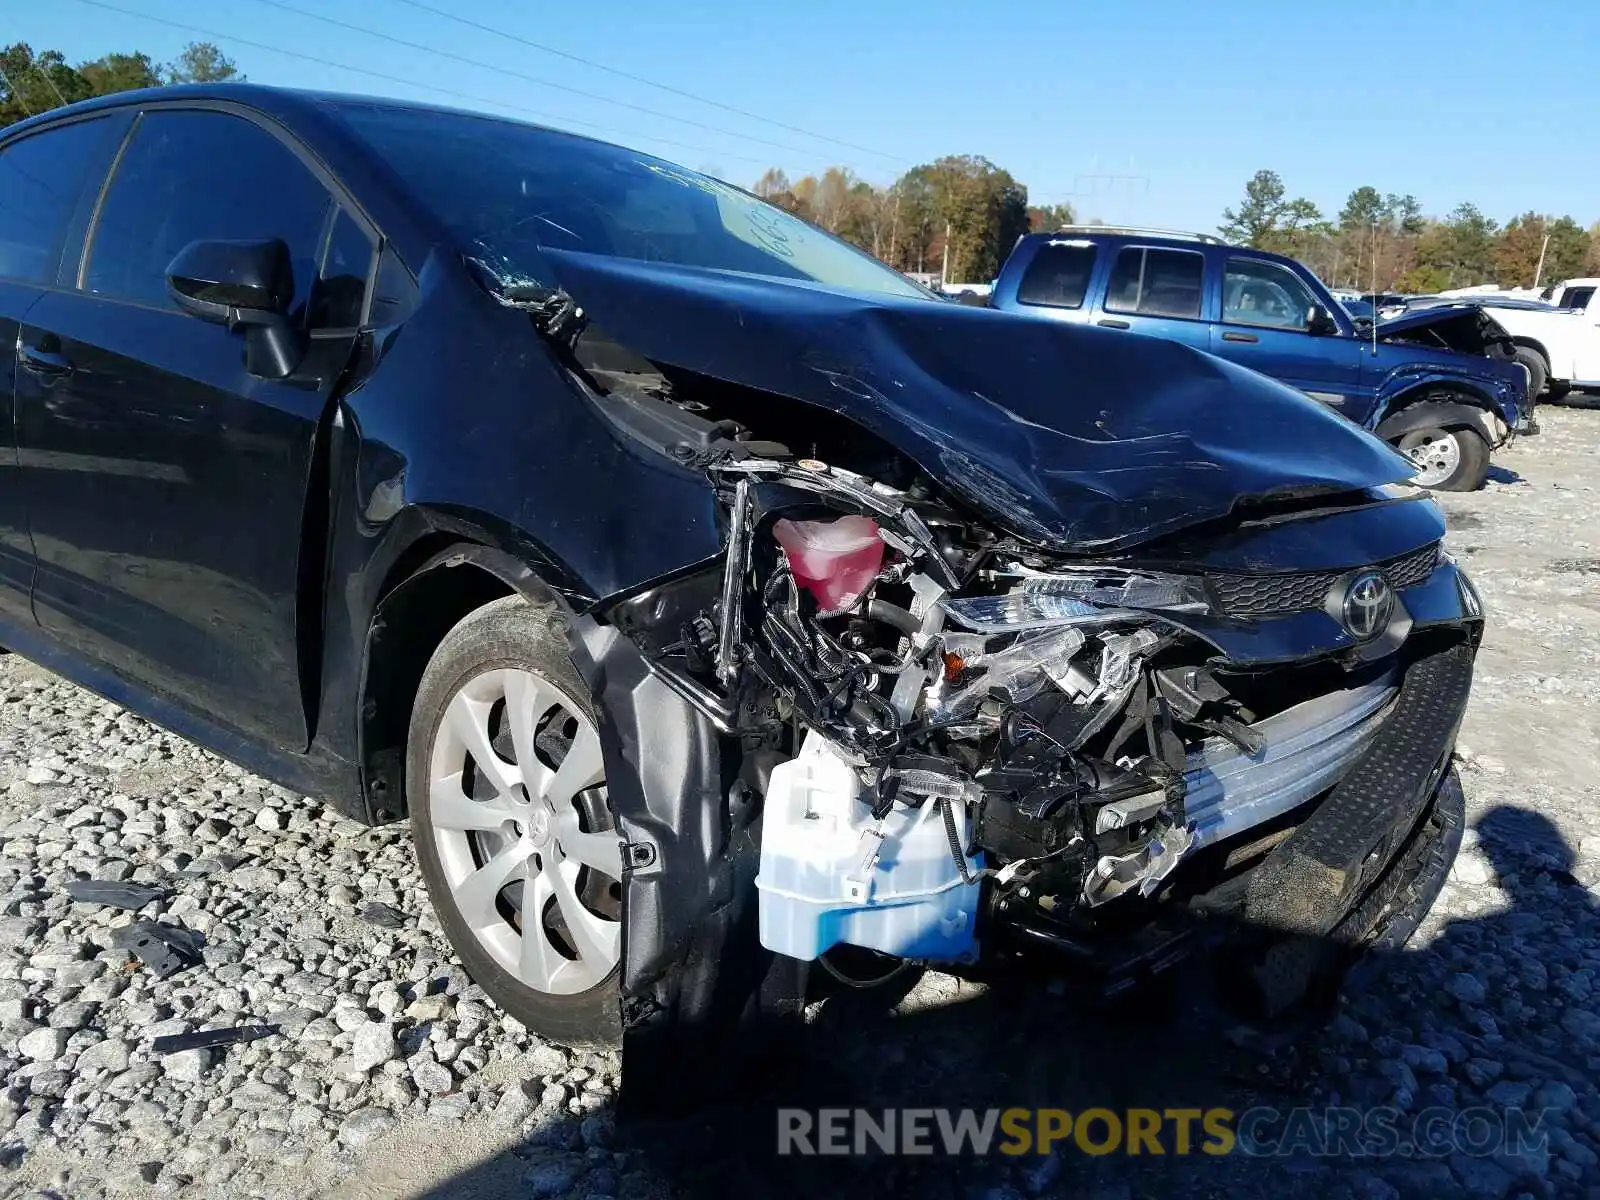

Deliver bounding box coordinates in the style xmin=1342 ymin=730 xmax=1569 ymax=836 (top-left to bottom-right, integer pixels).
xmin=606 ymin=448 xmax=1370 ymax=976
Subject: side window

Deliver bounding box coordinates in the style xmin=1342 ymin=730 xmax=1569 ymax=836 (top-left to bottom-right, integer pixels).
xmin=1562 ymin=286 xmax=1595 ymax=310
xmin=0 ymin=117 xmax=118 ymax=285
xmin=1015 ymin=241 xmax=1097 ymax=309
xmin=310 ymin=206 xmax=375 ymax=329
xmin=84 ymin=110 xmax=331 ymax=323
xmin=1104 ymin=247 xmax=1203 ymax=319
xmin=1223 ymin=258 xmax=1318 ymax=330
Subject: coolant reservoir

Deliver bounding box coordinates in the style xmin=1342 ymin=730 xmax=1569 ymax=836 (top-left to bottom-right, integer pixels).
xmin=772 ymin=515 xmax=884 ymax=615
xmin=755 ymin=733 xmax=982 ymax=963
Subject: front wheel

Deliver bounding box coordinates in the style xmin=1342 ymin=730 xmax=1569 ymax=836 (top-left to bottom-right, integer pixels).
xmin=1395 ymin=426 xmax=1490 ymax=492
xmin=407 ymin=596 xmax=624 ymax=1048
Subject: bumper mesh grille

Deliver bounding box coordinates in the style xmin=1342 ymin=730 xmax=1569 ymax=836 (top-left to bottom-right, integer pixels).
xmin=1207 ymin=542 xmax=1439 ymax=617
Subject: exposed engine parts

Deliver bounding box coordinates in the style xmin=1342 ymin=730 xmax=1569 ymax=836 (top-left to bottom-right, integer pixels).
xmin=598 ymin=442 xmax=1465 ymax=981
xmin=610 ymin=451 xmax=1277 ymax=967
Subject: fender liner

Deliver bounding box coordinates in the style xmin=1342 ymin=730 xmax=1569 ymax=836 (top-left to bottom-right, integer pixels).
xmin=568 ymin=615 xmax=807 ymax=1119
xmin=1374 ymin=399 xmax=1503 ymax=449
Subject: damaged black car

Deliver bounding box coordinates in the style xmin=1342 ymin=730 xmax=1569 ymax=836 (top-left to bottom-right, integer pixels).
xmin=0 ymin=86 xmax=1481 ymax=1101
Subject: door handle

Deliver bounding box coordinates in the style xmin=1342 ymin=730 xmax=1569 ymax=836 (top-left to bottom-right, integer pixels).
xmin=19 ymin=344 xmax=74 ymax=378
xmin=1096 ymin=318 xmax=1131 ymax=330
xmin=1221 ymin=331 xmax=1259 ymax=343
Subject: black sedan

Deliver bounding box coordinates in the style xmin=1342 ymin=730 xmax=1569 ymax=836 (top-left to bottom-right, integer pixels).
xmin=0 ymin=85 xmax=1481 ymax=1103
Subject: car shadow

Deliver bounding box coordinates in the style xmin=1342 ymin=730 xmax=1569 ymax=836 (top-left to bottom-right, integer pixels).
xmin=416 ymin=805 xmax=1599 ymax=1200
xmin=1484 ymin=464 xmax=1526 ymax=485
xmin=1547 ymin=389 xmax=1600 ymax=409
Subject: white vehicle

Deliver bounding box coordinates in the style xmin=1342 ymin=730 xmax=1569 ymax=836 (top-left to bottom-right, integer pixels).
xmin=1418 ymin=284 xmax=1600 ymax=399
xmin=1542 ymin=277 xmax=1600 ymax=311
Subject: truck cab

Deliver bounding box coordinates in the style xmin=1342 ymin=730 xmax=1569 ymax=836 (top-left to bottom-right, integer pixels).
xmin=991 ymin=227 xmax=1530 ymax=491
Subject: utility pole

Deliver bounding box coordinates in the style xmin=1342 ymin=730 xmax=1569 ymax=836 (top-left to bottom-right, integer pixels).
xmin=888 ymin=192 xmax=900 ymax=270
xmin=1533 ymin=231 xmax=1551 ymax=288
xmin=941 ymin=219 xmax=952 ymax=286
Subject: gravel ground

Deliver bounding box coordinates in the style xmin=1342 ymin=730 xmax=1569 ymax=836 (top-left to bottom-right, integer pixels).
xmin=1 ymin=406 xmax=1597 ymax=1200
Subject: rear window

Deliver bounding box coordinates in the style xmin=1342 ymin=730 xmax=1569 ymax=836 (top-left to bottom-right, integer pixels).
xmin=1104 ymin=247 xmax=1204 ymax=319
xmin=0 ymin=117 xmax=118 ymax=285
xmin=1015 ymin=240 xmax=1097 ymax=309
xmin=1561 ymin=286 xmax=1595 ymax=309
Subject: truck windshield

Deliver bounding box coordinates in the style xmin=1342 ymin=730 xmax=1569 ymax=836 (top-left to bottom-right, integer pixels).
xmin=333 ymin=101 xmax=929 ymax=301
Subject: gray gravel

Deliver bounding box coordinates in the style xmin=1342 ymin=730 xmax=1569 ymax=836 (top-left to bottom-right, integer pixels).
xmin=1 ymin=405 xmax=1598 ymax=1200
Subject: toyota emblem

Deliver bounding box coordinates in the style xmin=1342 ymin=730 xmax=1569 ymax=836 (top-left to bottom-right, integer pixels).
xmin=1341 ymin=571 xmax=1394 ymax=640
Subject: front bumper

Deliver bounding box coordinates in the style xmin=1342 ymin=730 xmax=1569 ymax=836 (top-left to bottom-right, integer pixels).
xmin=1342 ymin=764 xmax=1465 ymax=968
xmin=1030 ymin=633 xmax=1474 ymax=1011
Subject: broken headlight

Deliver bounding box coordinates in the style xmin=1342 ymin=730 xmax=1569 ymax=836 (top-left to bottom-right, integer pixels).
xmin=939 ymin=571 xmax=1208 ymax=633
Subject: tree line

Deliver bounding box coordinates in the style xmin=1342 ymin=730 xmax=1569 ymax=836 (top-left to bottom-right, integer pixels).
xmin=1219 ymin=169 xmax=1600 ymax=292
xmin=0 ymin=41 xmax=242 ymax=128
xmin=754 ymin=159 xmax=1073 ymax=284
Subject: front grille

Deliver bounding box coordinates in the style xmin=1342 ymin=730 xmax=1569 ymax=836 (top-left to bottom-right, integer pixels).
xmin=1207 ymin=542 xmax=1440 ymax=617
xmin=1383 ymin=542 xmax=1440 ymax=590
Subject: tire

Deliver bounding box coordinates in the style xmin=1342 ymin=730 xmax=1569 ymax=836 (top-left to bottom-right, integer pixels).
xmin=1511 ymin=347 xmax=1547 ymax=404
xmin=1545 ymin=381 xmax=1572 ymax=402
xmin=1394 ymin=426 xmax=1490 ymax=492
xmin=407 ymin=595 xmax=624 ymax=1048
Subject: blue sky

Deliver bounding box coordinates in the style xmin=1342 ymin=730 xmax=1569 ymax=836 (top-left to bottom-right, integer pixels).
xmin=6 ymin=0 xmax=1597 ymax=231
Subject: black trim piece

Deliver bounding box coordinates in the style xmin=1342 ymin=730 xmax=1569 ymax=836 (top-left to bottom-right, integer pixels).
xmin=75 ymin=110 xmax=140 ymax=290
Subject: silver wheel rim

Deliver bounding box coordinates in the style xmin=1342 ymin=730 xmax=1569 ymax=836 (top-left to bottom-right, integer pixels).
xmin=428 ymin=667 xmax=622 ymax=995
xmin=1399 ymin=430 xmax=1460 ymax=488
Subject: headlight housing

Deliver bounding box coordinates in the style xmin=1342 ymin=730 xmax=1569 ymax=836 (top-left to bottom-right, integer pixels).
xmin=939 ymin=570 xmax=1208 ymax=633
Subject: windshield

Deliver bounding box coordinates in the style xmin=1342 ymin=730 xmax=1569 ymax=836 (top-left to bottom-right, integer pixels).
xmin=333 ymin=101 xmax=927 ymax=300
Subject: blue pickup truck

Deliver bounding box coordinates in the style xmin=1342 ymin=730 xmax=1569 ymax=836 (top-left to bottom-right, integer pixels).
xmin=990 ymin=227 xmax=1531 ymax=490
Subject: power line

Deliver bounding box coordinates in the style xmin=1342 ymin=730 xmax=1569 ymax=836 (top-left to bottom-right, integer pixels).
xmin=29 ymin=61 xmax=71 ymax=110
xmin=60 ymin=0 xmax=797 ymax=171
xmin=243 ymin=0 xmax=875 ymax=167
xmin=0 ymin=63 xmax=35 ymax=116
xmin=387 ymin=0 xmax=903 ymax=165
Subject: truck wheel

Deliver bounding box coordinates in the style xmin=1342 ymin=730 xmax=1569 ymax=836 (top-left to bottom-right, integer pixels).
xmin=1395 ymin=426 xmax=1490 ymax=492
xmin=1511 ymin=347 xmax=1547 ymax=402
xmin=407 ymin=595 xmax=623 ymax=1048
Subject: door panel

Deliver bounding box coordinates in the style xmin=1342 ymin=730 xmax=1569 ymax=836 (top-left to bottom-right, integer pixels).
xmin=17 ymin=292 xmax=336 ymax=748
xmin=0 ymin=282 xmax=44 ymax=627
xmin=14 ymin=107 xmax=371 ymax=750
xmin=0 ymin=114 xmax=128 ymax=628
xmin=1210 ymin=256 xmax=1368 ymax=419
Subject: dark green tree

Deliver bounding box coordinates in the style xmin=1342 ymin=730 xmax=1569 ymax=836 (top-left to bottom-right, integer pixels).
xmin=164 ymin=42 xmax=243 ymax=84
xmin=76 ymin=51 xmax=161 ymax=97
xmin=1218 ymin=170 xmax=1324 ymax=253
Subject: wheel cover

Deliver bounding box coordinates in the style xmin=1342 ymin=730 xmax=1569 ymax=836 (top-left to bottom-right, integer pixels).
xmin=428 ymin=667 xmax=622 ymax=995
xmin=1398 ymin=430 xmax=1460 ymax=488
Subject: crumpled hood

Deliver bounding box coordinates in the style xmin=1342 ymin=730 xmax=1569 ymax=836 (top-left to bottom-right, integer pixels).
xmin=537 ymin=249 xmax=1418 ymax=551
xmin=1375 ymin=301 xmax=1494 ymax=336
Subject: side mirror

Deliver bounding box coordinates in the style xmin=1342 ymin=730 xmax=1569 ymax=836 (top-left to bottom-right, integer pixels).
xmin=166 ymin=238 xmax=304 ymax=378
xmin=1306 ymin=304 xmax=1340 ymax=336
